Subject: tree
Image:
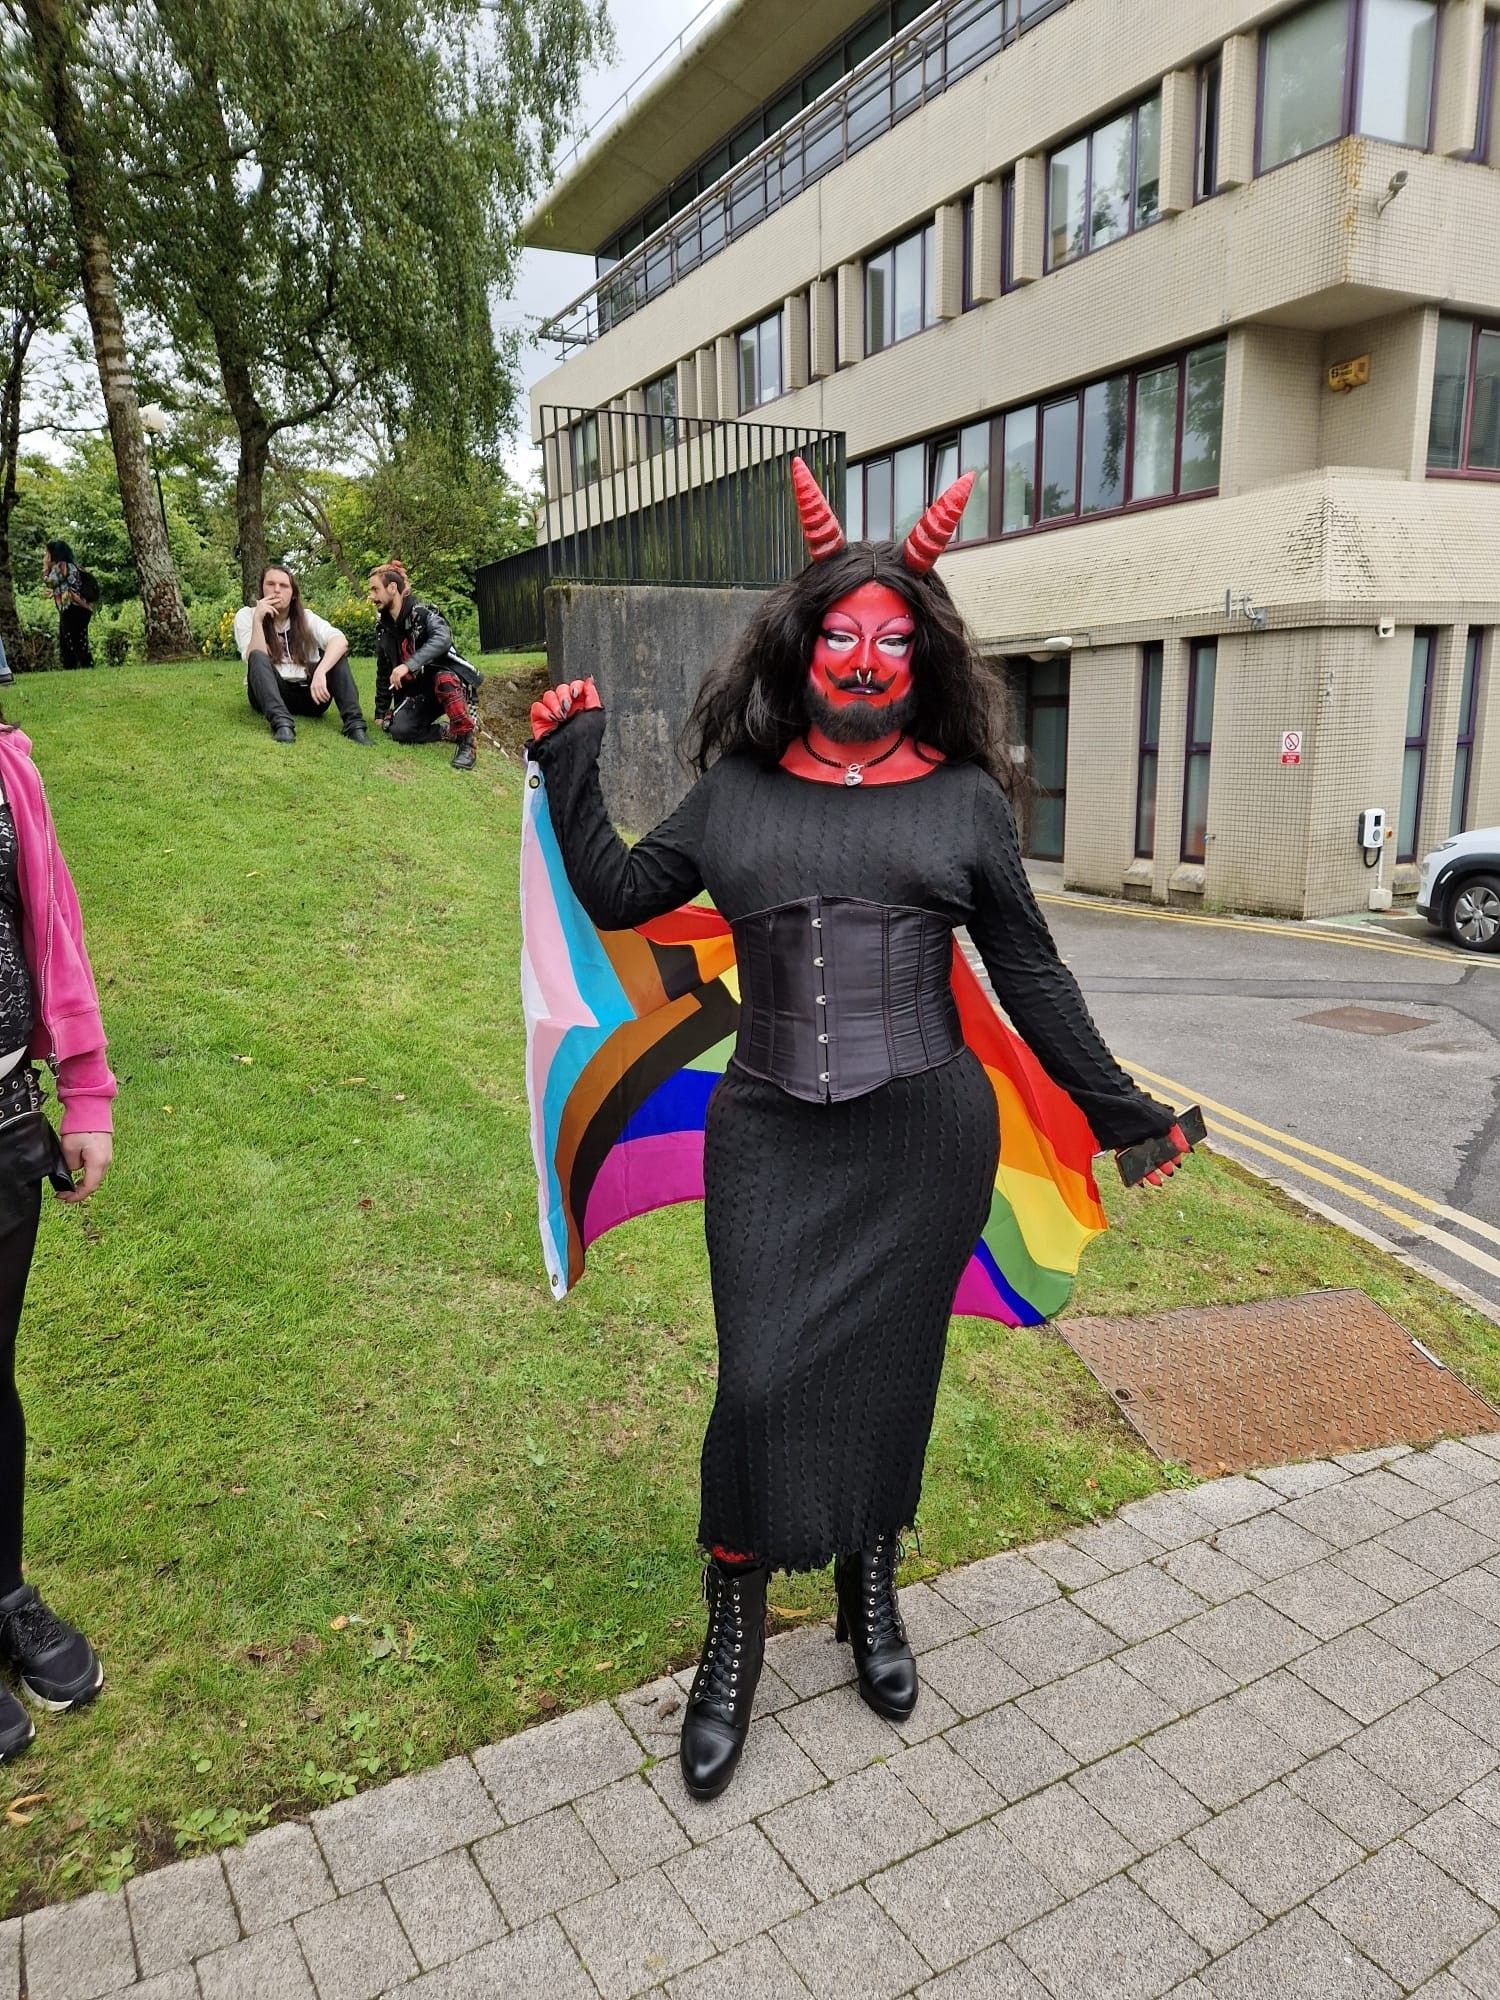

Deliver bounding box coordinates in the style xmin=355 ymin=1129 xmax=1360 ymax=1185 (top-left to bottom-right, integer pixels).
xmin=10 ymin=0 xmax=194 ymax=657
xmin=0 ymin=86 xmax=71 ymax=664
xmin=107 ymin=0 xmax=609 ymax=601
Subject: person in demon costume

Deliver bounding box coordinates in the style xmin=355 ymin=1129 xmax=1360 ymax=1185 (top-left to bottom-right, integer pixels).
xmin=528 ymin=462 xmax=1189 ymax=1801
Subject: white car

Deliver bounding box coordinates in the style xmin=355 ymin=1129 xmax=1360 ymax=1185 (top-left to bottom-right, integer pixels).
xmin=1417 ymin=827 xmax=1500 ymax=950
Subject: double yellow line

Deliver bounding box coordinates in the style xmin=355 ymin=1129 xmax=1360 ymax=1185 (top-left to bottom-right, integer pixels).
xmin=1036 ymin=891 xmax=1485 ymax=969
xmin=1121 ymin=1058 xmax=1500 ymax=1287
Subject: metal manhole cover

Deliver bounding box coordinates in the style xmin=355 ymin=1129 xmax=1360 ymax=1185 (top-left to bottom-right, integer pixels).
xmin=1297 ymin=1006 xmax=1434 ymax=1035
xmin=1062 ymin=1289 xmax=1495 ymax=1477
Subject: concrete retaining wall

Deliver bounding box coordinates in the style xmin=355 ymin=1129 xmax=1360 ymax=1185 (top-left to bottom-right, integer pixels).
xmin=544 ymin=582 xmax=767 ymax=832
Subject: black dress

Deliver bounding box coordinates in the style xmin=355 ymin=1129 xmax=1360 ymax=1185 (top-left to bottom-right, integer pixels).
xmin=534 ymin=712 xmax=1172 ymax=1571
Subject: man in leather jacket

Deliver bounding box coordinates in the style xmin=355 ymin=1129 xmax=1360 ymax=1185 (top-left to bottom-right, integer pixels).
xmin=367 ymin=568 xmax=483 ymax=770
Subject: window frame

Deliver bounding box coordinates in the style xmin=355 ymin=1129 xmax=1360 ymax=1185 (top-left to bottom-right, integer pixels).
xmin=642 ymin=368 xmax=679 ymax=453
xmin=1196 ymin=53 xmax=1222 ymax=200
xmin=736 ymin=310 xmax=785 ymax=412
xmin=1135 ymin=641 xmax=1164 ymax=858
xmin=1428 ymin=315 xmax=1500 ymax=480
xmin=864 ymin=217 xmax=939 ymax=355
xmin=1452 ymin=628 xmax=1486 ymax=835
xmin=1180 ymin=638 xmax=1217 ymax=866
xmin=846 ymin=337 xmax=1226 ymax=552
xmin=1398 ymin=626 xmax=1436 ymax=863
xmin=1045 ymin=90 xmax=1164 ymax=272
xmin=570 ymin=413 xmax=600 ymax=488
xmin=1477 ymin=12 xmax=1499 ymax=163
xmin=1255 ymin=0 xmax=1439 ymax=179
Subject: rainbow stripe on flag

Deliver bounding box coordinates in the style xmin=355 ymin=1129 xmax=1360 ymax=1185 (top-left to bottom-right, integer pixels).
xmin=521 ymin=763 xmax=1108 ymax=1326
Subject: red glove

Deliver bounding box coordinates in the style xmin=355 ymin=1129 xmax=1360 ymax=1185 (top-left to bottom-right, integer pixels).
xmin=530 ymin=677 xmax=603 ymax=742
xmin=1142 ymin=1123 xmax=1190 ymax=1188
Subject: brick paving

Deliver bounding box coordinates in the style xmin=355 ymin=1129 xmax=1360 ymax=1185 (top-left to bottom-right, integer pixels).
xmin=17 ymin=1439 xmax=1500 ymax=1996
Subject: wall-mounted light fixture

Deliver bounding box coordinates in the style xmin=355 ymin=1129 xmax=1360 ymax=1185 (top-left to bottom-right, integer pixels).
xmin=1224 ymin=589 xmax=1268 ymax=631
xmin=1377 ymin=168 xmax=1409 ymax=215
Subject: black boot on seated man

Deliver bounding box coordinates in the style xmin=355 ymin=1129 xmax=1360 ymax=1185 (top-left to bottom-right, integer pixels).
xmin=0 ymin=1681 xmax=33 ymax=1761
xmin=834 ymin=1533 xmax=918 ymax=1720
xmin=680 ymin=1555 xmax=768 ymax=1800
xmin=0 ymin=1583 xmax=104 ymax=1710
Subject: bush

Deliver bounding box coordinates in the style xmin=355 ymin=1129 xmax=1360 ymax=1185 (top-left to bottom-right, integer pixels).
xmin=103 ymin=626 xmax=134 ymax=669
xmin=13 ymin=595 xmax=58 ymax=673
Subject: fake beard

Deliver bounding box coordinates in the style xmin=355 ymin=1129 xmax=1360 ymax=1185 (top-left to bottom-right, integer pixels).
xmin=806 ymin=684 xmax=919 ymax=746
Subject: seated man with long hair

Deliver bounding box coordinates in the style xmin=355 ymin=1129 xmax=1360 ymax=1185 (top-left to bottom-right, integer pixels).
xmin=233 ymin=564 xmax=369 ymax=745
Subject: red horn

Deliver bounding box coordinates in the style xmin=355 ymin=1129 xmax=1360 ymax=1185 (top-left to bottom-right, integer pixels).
xmin=791 ymin=457 xmax=846 ymax=562
xmin=903 ymin=471 xmax=976 ymax=574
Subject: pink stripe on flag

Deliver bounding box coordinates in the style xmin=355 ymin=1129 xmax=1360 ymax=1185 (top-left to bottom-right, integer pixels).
xmin=952 ymin=1260 xmax=1024 ymax=1326
xmin=582 ymin=1132 xmax=707 ymax=1246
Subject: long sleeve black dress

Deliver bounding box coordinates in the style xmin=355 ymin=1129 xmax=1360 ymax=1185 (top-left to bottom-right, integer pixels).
xmin=533 ymin=711 xmax=1173 ymax=1570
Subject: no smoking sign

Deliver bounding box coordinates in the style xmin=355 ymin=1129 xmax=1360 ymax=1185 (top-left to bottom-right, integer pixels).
xmin=1280 ymin=730 xmax=1302 ymax=766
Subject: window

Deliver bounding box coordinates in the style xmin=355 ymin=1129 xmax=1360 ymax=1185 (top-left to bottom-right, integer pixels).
xmin=1452 ymin=629 xmax=1485 ymax=835
xmin=1428 ymin=317 xmax=1500 ymax=475
xmin=1198 ymin=55 xmax=1221 ymax=200
xmin=848 ymin=339 xmax=1223 ymax=551
xmin=1473 ymin=13 xmax=1497 ymax=163
xmin=1259 ymin=0 xmax=1436 ymax=173
xmin=1182 ymin=640 xmax=1217 ymax=864
xmin=865 ymin=220 xmax=938 ymax=354
xmin=737 ymin=311 xmax=783 ymax=411
xmin=1046 ymin=93 xmax=1163 ymax=269
xmin=1136 ymin=643 xmax=1163 ymax=856
xmin=962 ymin=195 xmax=975 ymax=310
xmin=1001 ymin=173 xmax=1015 ymax=292
xmin=570 ymin=414 xmax=600 ymax=487
xmin=929 ymin=424 xmax=992 ymax=540
xmin=643 ymin=370 xmax=678 ymax=452
xmin=1398 ymin=628 xmax=1435 ymax=862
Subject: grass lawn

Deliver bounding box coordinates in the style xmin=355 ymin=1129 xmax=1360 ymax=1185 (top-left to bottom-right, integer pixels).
xmin=1 ymin=658 xmax=1497 ymax=1914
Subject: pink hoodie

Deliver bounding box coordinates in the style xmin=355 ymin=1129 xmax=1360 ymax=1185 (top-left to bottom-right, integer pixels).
xmin=0 ymin=728 xmax=116 ymax=1135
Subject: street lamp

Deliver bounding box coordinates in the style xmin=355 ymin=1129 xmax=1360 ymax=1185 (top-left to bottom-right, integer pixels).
xmin=139 ymin=403 xmax=169 ymax=536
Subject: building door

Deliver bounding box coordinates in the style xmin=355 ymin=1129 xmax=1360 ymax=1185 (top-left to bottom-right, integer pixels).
xmin=1023 ymin=659 xmax=1070 ymax=860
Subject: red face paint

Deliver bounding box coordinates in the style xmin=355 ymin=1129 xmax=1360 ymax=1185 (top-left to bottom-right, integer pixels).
xmin=808 ymin=583 xmax=915 ymax=715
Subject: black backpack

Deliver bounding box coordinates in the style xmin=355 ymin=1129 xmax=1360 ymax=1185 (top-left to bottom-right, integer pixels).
xmin=75 ymin=568 xmax=100 ymax=606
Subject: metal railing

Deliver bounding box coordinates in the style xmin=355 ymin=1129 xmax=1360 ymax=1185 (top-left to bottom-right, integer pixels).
xmin=542 ymin=0 xmax=1073 ymax=354
xmin=475 ymin=408 xmax=845 ymax=652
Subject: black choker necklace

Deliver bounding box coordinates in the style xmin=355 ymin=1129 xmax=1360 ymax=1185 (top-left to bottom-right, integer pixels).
xmin=801 ymin=735 xmax=905 ymax=787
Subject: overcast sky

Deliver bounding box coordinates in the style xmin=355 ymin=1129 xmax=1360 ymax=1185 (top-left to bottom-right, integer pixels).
xmin=501 ymin=0 xmax=715 ymax=476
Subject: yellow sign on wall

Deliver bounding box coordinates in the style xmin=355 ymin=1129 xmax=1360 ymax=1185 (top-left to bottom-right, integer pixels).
xmin=1327 ymin=355 xmax=1371 ymax=393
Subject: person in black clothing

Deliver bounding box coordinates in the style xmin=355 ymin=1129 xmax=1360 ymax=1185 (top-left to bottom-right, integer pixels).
xmin=528 ymin=463 xmax=1190 ymax=1803
xmin=367 ymin=568 xmax=482 ymax=770
xmin=41 ymin=542 xmax=94 ymax=672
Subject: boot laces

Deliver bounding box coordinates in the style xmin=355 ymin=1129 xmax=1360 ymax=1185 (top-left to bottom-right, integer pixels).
xmin=861 ymin=1533 xmax=908 ymax=1649
xmin=693 ymin=1563 xmax=749 ymax=1710
xmin=1 ymin=1591 xmax=68 ymax=1661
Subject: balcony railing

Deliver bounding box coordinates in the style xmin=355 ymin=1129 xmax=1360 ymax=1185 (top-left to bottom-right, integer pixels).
xmin=541 ymin=0 xmax=1073 ymax=355
xmin=475 ymin=407 xmax=845 ymax=651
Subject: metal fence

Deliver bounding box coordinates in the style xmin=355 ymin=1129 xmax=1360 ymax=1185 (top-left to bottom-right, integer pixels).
xmin=544 ymin=0 xmax=1073 ymax=354
xmin=476 ymin=409 xmax=845 ymax=652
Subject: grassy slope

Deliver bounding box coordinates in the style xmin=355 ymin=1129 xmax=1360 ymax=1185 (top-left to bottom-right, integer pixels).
xmin=1 ymin=659 xmax=1496 ymax=1911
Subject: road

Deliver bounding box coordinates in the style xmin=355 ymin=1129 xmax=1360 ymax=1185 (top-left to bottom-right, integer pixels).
xmin=1009 ymin=875 xmax=1500 ymax=1314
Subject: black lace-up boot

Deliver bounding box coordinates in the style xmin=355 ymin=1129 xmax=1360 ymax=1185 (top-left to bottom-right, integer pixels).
xmin=679 ymin=1556 xmax=768 ymax=1800
xmin=834 ymin=1533 xmax=917 ymax=1720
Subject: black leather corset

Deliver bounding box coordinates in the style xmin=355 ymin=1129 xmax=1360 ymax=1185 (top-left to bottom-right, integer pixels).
xmin=730 ymin=897 xmax=962 ymax=1104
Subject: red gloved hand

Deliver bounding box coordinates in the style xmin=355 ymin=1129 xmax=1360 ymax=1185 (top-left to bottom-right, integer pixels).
xmin=1142 ymin=1123 xmax=1191 ymax=1188
xmin=530 ymin=677 xmax=603 ymax=741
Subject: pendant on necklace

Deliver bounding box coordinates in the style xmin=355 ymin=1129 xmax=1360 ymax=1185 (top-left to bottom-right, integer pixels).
xmin=844 ymin=764 xmax=864 ymax=787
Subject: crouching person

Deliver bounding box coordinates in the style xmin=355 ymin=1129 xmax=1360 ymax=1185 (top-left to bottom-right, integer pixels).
xmin=234 ymin=565 xmax=369 ymax=745
xmin=368 ymin=567 xmax=482 ymax=771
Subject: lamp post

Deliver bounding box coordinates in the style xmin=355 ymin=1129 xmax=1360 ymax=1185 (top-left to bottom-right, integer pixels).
xmin=139 ymin=404 xmax=169 ymax=536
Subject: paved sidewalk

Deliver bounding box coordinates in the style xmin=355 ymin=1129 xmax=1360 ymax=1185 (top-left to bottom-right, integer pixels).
xmin=17 ymin=1441 xmax=1500 ymax=1998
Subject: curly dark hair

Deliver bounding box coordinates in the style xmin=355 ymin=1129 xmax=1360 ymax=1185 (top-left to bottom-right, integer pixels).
xmin=683 ymin=543 xmax=1014 ymax=788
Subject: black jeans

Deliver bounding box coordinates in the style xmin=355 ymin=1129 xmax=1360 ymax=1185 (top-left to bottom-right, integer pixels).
xmin=0 ymin=1122 xmax=54 ymax=1597
xmin=59 ymin=605 xmax=94 ymax=671
xmin=246 ymin=650 xmax=366 ymax=734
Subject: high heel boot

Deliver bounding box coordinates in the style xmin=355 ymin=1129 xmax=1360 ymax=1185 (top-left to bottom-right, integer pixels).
xmin=834 ymin=1533 xmax=918 ymax=1720
xmin=679 ymin=1556 xmax=768 ymax=1800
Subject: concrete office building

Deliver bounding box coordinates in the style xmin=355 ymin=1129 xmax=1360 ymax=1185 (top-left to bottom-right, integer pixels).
xmin=523 ymin=0 xmax=1500 ymax=917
